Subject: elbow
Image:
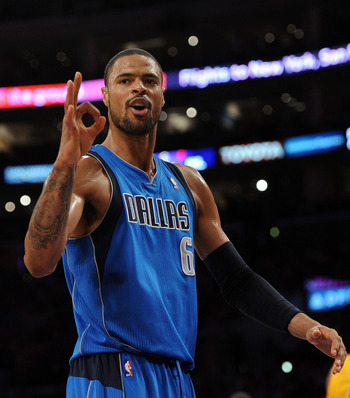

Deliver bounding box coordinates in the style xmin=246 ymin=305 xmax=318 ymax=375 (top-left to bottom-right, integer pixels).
xmin=24 ymin=233 xmax=60 ymax=277
xmin=24 ymin=253 xmax=57 ymax=278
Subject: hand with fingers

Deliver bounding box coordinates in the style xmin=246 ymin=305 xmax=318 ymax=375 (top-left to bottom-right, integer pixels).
xmin=306 ymin=325 xmax=347 ymax=375
xmin=56 ymin=72 xmax=106 ymax=169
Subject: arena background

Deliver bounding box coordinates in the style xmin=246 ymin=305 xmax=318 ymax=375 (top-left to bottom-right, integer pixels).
xmin=0 ymin=0 xmax=349 ymax=396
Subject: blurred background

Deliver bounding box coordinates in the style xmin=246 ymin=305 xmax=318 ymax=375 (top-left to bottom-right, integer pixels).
xmin=0 ymin=0 xmax=349 ymax=396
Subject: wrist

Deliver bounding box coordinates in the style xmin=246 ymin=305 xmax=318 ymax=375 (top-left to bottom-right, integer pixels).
xmin=288 ymin=312 xmax=321 ymax=339
xmin=53 ymin=158 xmax=78 ymax=171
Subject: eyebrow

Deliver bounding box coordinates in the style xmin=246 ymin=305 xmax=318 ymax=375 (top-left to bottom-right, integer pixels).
xmin=114 ymin=72 xmax=160 ymax=80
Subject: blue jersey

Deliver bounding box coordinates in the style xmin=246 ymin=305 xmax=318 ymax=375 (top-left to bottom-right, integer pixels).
xmin=62 ymin=145 xmax=198 ymax=370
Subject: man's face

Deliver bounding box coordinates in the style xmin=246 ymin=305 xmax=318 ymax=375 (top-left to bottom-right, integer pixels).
xmin=102 ymin=54 xmax=165 ymax=136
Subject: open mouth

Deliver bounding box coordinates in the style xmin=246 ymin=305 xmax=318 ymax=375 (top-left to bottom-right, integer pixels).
xmin=132 ymin=104 xmax=146 ymax=111
xmin=128 ymin=97 xmax=150 ymax=117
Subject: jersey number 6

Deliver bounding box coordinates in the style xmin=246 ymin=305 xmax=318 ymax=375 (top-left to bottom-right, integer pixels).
xmin=180 ymin=237 xmax=195 ymax=276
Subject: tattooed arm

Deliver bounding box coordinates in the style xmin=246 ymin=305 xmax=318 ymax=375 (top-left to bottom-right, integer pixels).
xmin=24 ymin=72 xmax=106 ymax=277
xmin=24 ymin=166 xmax=77 ymax=276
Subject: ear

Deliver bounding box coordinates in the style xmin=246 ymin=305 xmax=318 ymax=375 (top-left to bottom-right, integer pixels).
xmin=161 ymin=94 xmax=165 ymax=108
xmin=101 ymin=86 xmax=109 ymax=107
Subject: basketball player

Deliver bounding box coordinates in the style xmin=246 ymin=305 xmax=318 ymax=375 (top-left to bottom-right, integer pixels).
xmin=24 ymin=49 xmax=347 ymax=397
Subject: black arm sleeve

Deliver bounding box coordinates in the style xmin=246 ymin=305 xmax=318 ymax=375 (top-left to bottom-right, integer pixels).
xmin=203 ymin=241 xmax=301 ymax=333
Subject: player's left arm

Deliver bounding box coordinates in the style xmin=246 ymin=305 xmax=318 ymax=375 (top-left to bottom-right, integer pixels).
xmin=178 ymin=164 xmax=347 ymax=373
xmin=179 ymin=164 xmax=300 ymax=330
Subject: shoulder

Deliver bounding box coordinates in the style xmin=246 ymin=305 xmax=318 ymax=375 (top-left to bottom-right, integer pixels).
xmin=73 ymin=154 xmax=109 ymax=200
xmin=174 ymin=164 xmax=211 ymax=195
xmin=76 ymin=153 xmax=104 ymax=176
xmin=174 ymin=163 xmax=216 ymax=212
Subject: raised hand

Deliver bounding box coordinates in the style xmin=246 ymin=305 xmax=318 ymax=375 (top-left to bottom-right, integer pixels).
xmin=56 ymin=72 xmax=106 ymax=168
xmin=24 ymin=72 xmax=107 ymax=275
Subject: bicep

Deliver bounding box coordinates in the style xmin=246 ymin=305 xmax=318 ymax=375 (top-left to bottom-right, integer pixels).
xmin=67 ymin=192 xmax=85 ymax=237
xmin=194 ymin=187 xmax=229 ymax=259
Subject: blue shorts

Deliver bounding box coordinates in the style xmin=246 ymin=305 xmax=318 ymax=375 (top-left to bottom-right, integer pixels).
xmin=66 ymin=352 xmax=196 ymax=398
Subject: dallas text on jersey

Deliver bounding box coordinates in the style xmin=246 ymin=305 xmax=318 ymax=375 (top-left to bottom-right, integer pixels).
xmin=123 ymin=193 xmax=190 ymax=230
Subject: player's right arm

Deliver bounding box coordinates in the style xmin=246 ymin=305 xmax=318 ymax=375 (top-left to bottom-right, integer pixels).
xmin=24 ymin=165 xmax=79 ymax=277
xmin=24 ymin=72 xmax=106 ymax=277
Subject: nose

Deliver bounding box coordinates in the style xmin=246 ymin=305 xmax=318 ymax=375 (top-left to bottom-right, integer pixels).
xmin=132 ymin=79 xmax=146 ymax=94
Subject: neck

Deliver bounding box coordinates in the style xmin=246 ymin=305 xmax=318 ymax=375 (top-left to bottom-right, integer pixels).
xmin=102 ymin=127 xmax=157 ymax=179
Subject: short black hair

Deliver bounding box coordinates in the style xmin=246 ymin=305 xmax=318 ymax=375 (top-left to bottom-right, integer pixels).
xmin=104 ymin=48 xmax=163 ymax=86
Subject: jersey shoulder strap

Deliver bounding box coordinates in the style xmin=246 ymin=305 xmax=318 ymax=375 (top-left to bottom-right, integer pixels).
xmin=163 ymin=161 xmax=198 ymax=227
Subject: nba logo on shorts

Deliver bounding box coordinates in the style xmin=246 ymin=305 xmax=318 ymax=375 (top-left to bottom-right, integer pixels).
xmin=125 ymin=360 xmax=133 ymax=377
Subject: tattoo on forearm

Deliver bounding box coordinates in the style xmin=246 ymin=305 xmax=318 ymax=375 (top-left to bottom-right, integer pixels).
xmin=28 ymin=168 xmax=74 ymax=250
